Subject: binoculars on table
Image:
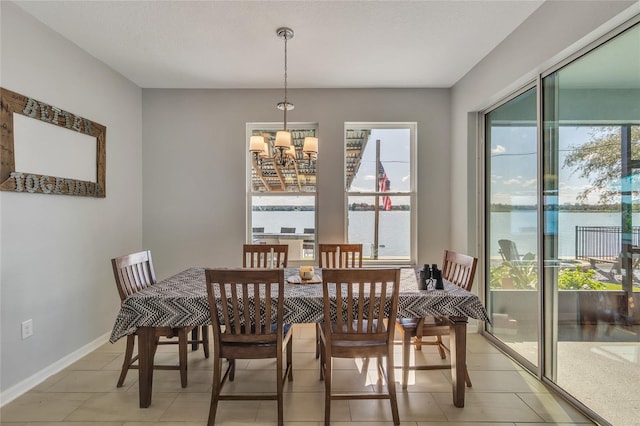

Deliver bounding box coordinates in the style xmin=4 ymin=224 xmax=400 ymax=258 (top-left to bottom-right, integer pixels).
xmin=419 ymin=263 xmax=444 ymax=290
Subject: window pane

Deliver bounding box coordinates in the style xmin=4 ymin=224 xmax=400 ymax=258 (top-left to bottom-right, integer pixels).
xmin=542 ymin=23 xmax=640 ymax=425
xmin=251 ymin=195 xmax=315 ymax=261
xmin=250 ymin=128 xmax=317 ymax=193
xmin=485 ymin=87 xmax=539 ymax=367
xmin=347 ymin=195 xmax=411 ymax=261
xmin=346 ymin=128 xmax=410 ymax=193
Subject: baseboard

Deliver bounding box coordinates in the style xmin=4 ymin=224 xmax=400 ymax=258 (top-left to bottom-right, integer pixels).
xmin=0 ymin=330 xmax=111 ymax=407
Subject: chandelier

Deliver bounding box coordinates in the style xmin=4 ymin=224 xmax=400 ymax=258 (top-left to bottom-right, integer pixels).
xmin=249 ymin=27 xmax=318 ymax=167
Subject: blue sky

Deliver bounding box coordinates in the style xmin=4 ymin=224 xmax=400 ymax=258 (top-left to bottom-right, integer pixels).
xmin=490 ymin=126 xmax=607 ymax=205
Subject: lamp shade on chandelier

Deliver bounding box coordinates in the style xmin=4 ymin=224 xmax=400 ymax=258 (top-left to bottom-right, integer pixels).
xmin=249 ymin=27 xmax=318 ymax=168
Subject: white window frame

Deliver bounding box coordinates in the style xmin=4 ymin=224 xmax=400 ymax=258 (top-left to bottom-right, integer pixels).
xmin=344 ymin=122 xmax=417 ymax=265
xmin=246 ymin=122 xmax=319 ymax=264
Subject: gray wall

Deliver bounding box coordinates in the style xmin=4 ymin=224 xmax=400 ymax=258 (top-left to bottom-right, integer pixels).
xmin=142 ymin=88 xmax=451 ymax=279
xmin=0 ymin=2 xmax=143 ymax=395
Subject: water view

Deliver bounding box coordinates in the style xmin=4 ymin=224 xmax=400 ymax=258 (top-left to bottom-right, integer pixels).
xmin=252 ymin=210 xmax=410 ymax=259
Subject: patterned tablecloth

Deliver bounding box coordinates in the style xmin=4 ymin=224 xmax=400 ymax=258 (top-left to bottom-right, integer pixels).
xmin=110 ymin=267 xmax=489 ymax=343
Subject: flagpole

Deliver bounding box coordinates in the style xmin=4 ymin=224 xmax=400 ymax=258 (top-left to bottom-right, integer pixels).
xmin=373 ymin=139 xmax=380 ymax=260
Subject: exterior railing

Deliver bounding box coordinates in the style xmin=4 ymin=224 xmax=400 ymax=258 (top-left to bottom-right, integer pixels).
xmin=575 ymin=226 xmax=640 ymax=260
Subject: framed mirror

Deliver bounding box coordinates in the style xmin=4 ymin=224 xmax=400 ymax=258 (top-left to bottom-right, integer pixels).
xmin=0 ymin=87 xmax=106 ymax=197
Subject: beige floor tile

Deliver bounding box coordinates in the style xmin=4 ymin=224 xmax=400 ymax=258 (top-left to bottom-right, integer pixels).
xmin=0 ymin=393 xmax=91 ymax=422
xmin=125 ymin=423 xmax=205 ymax=426
xmin=514 ymin=424 xmax=590 ymax=426
xmin=396 ymin=369 xmax=453 ymax=393
xmin=444 ymin=370 xmax=547 ymax=393
xmin=258 ymin=392 xmax=350 ymax=422
xmin=159 ymin=392 xmax=219 ymax=422
xmin=125 ymin=369 xmax=212 ymax=394
xmin=67 ymin=352 xmax=122 ymax=370
xmin=29 ymin=369 xmax=71 ymax=392
xmin=64 ymin=392 xmax=177 ymax=422
xmin=432 ymin=392 xmax=544 ymax=423
xmin=215 ymin=368 xmax=281 ymax=394
xmin=350 ymin=391 xmax=447 ymax=422
xmin=21 ymin=423 xmax=123 ymax=426
xmin=44 ymin=370 xmax=130 ymax=393
xmin=293 ymin=338 xmax=318 ymax=353
xmin=283 ymin=368 xmax=326 ymax=393
xmin=516 ymin=392 xmax=593 ymax=424
xmin=465 ymin=352 xmax=523 ymax=371
xmin=331 ymin=422 xmax=416 ymax=426
xmin=325 ymin=368 xmax=377 ymax=392
xmin=417 ymin=423 xmax=516 ymax=426
xmin=169 ymin=394 xmax=260 ymax=424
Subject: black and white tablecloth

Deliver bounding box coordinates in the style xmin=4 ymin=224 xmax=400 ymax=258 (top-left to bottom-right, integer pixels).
xmin=109 ymin=267 xmax=489 ymax=343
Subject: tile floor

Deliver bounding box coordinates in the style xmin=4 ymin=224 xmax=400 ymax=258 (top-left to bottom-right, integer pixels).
xmin=0 ymin=324 xmax=593 ymax=425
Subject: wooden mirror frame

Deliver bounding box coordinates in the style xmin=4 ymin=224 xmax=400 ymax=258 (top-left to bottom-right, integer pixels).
xmin=0 ymin=87 xmax=106 ymax=197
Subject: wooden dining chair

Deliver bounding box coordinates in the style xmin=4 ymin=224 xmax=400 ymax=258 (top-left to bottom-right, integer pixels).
xmin=111 ymin=250 xmax=209 ymax=388
xmin=318 ymin=243 xmax=363 ymax=268
xmin=318 ymin=268 xmax=401 ymax=426
xmin=315 ymin=243 xmax=363 ymax=358
xmin=242 ymin=244 xmax=288 ymax=268
xmin=395 ymin=250 xmax=478 ymax=389
xmin=205 ymin=268 xmax=293 ymax=426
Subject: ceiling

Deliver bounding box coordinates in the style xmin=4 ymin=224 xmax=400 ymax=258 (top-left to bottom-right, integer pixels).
xmin=12 ymin=0 xmax=546 ymax=89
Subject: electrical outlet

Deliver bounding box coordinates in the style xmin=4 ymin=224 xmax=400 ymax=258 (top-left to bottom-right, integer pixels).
xmin=21 ymin=319 xmax=33 ymax=339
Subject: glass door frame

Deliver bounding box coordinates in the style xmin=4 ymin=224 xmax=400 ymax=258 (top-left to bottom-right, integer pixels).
xmin=478 ymin=14 xmax=640 ymax=426
xmin=479 ymin=80 xmax=542 ymax=377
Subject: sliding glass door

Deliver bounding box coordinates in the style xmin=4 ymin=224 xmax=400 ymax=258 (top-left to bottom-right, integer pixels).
xmin=485 ymin=21 xmax=640 ymax=425
xmin=485 ymin=87 xmax=539 ymax=368
xmin=541 ymin=24 xmax=640 ymax=425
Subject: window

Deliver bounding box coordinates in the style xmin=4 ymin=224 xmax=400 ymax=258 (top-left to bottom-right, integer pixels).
xmin=345 ymin=123 xmax=416 ymax=263
xmin=247 ymin=123 xmax=318 ymax=262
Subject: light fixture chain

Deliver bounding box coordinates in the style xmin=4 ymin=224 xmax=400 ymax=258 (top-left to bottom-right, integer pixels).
xmin=283 ymin=32 xmax=288 ymax=129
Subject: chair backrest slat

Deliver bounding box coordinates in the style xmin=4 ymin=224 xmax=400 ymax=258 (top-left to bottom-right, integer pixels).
xmin=111 ymin=250 xmax=157 ymax=302
xmin=318 ymin=244 xmax=363 ymax=268
xmin=205 ymin=269 xmax=284 ymax=346
xmin=442 ymin=250 xmax=478 ymax=291
xmin=322 ymin=268 xmax=400 ymax=342
xmin=243 ymin=244 xmax=288 ymax=268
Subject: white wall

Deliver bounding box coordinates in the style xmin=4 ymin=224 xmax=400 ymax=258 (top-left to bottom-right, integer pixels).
xmin=142 ymin=88 xmax=451 ymax=279
xmin=0 ymin=2 xmax=143 ymax=397
xmin=450 ymin=0 xmax=639 ymax=255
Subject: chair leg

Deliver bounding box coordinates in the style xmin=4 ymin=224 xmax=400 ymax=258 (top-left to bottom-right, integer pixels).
xmin=286 ymin=334 xmax=293 ymax=381
xmin=208 ymin=355 xmax=222 ymax=426
xmin=277 ymin=344 xmax=284 ymax=426
xmin=323 ymin=354 xmax=332 ymax=426
xmin=402 ymin=332 xmax=410 ymax=390
xmin=228 ymin=359 xmax=236 ymax=381
xmin=117 ymin=334 xmax=136 ymax=387
xmin=386 ymin=352 xmax=400 ymax=426
xmin=201 ymin=325 xmax=210 ymax=358
xmin=191 ymin=327 xmax=200 ymax=350
xmin=319 ymin=336 xmax=326 ymax=380
xmin=315 ymin=324 xmax=320 ymax=359
xmin=178 ymin=329 xmax=188 ymax=388
xmin=464 ymin=366 xmax=472 ymax=387
xmin=436 ymin=335 xmax=446 ymax=359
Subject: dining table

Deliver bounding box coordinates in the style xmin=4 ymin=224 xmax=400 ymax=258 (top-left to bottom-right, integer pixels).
xmin=109 ymin=266 xmax=489 ymax=409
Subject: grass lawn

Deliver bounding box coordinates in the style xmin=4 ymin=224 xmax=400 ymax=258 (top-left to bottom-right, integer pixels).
xmin=602 ymin=282 xmax=640 ymax=291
